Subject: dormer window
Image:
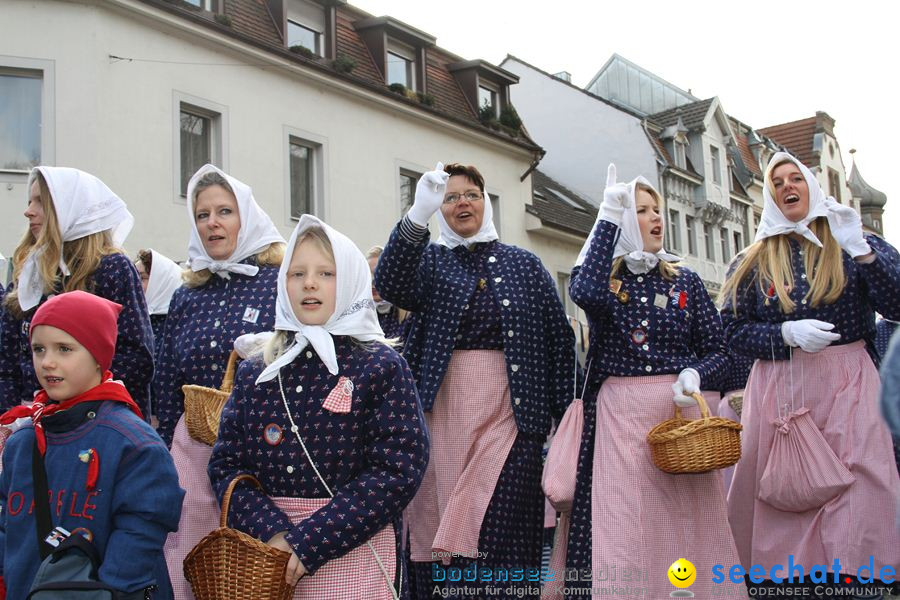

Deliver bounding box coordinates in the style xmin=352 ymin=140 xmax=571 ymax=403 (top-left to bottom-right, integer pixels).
xmin=386 ymin=40 xmax=415 ymax=87
xmin=185 ymin=0 xmax=214 ymax=10
xmin=478 ymin=84 xmax=498 ymax=117
xmin=287 ymin=0 xmax=326 ymax=56
xmin=674 ymin=141 xmax=686 ymax=169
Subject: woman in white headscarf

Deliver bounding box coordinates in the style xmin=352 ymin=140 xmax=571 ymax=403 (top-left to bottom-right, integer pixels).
xmin=374 ymin=162 xmax=574 ymax=599
xmin=721 ymin=152 xmax=900 ymax=595
xmin=0 ymin=166 xmax=154 ymax=414
xmin=155 ymin=164 xmax=285 ymax=599
xmin=208 ymin=215 xmax=427 ymax=599
xmin=565 ymin=164 xmax=743 ymax=598
xmin=134 ymin=248 xmax=182 ymax=346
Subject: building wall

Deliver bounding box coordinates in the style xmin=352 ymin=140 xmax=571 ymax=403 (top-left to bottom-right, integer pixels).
xmin=502 ymin=57 xmax=660 ymax=204
xmin=1 ymin=0 xmax=564 ymax=275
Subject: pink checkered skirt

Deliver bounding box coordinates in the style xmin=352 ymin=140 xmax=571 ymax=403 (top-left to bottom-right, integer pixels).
xmin=271 ymin=497 xmax=397 ymax=600
xmin=727 ymin=340 xmax=900 ymax=572
xmin=406 ymin=350 xmax=518 ymax=563
xmin=164 ymin=415 xmax=220 ymax=600
xmin=591 ymin=375 xmax=745 ymax=598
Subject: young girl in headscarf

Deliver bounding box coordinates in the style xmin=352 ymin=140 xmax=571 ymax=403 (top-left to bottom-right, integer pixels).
xmin=0 ymin=291 xmax=183 ymax=599
xmin=154 ymin=164 xmax=285 ymax=599
xmin=567 ymin=164 xmax=744 ymax=598
xmin=134 ymin=248 xmax=182 ymax=347
xmin=0 ymin=167 xmax=154 ymax=415
xmin=722 ymin=152 xmax=900 ymax=594
xmin=208 ymin=215 xmax=427 ymax=599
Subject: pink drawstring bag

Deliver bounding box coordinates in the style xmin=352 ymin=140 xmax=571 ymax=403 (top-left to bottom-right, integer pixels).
xmin=757 ymin=407 xmax=855 ymax=512
xmin=542 ymin=399 xmax=584 ymax=512
xmin=757 ymin=347 xmax=855 ymax=513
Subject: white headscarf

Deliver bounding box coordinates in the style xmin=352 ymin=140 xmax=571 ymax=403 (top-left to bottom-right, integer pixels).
xmin=143 ymin=249 xmax=183 ymax=315
xmin=755 ymin=152 xmax=830 ymax=246
xmin=436 ymin=178 xmax=499 ymax=249
xmin=256 ymin=215 xmax=384 ymax=383
xmin=18 ymin=166 xmax=135 ymax=311
xmin=575 ymin=175 xmax=679 ymax=274
xmin=185 ymin=164 xmax=285 ymax=279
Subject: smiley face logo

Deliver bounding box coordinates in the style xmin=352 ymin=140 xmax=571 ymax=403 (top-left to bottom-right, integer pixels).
xmin=668 ymin=559 xmax=696 ymax=588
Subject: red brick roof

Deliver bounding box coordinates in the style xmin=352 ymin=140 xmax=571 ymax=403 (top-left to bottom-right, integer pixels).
xmin=728 ymin=118 xmax=762 ymax=178
xmin=137 ymin=0 xmax=534 ymax=150
xmin=759 ymin=116 xmax=817 ymax=166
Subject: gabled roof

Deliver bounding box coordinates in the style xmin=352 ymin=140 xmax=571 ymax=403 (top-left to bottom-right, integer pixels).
xmin=728 ymin=116 xmax=763 ymax=178
xmin=528 ymin=170 xmax=598 ymax=236
xmin=136 ymin=0 xmax=538 ymax=151
xmin=758 ymin=116 xmax=818 ymax=166
xmin=648 ymin=98 xmax=715 ymax=131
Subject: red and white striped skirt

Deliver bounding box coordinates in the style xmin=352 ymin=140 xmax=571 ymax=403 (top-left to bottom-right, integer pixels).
xmin=727 ymin=340 xmax=900 ymax=572
xmin=591 ymin=375 xmax=744 ymax=598
xmin=406 ymin=350 xmax=518 ymax=563
xmin=272 ymin=497 xmax=397 ymax=600
xmin=164 ymin=415 xmax=220 ymax=600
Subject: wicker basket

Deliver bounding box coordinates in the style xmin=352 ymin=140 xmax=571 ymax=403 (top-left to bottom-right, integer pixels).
xmin=184 ymin=474 xmax=295 ymax=600
xmin=646 ymin=392 xmax=743 ymax=474
xmin=182 ymin=350 xmax=239 ymax=445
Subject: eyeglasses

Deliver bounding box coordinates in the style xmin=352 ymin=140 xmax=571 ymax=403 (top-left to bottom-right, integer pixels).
xmin=442 ymin=191 xmax=484 ymax=204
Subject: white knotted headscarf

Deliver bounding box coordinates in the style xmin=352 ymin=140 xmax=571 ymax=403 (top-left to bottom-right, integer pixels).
xmin=755 ymin=152 xmax=830 ymax=246
xmin=575 ymin=175 xmax=679 ymax=274
xmin=144 ymin=249 xmax=183 ymax=315
xmin=436 ymin=176 xmax=499 ymax=249
xmin=18 ymin=167 xmax=135 ymax=311
xmin=255 ymin=215 xmax=384 ymax=383
xmin=185 ymin=164 xmax=284 ymax=278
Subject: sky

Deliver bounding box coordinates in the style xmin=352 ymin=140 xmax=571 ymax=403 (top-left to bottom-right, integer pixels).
xmin=352 ymin=0 xmax=900 ymax=247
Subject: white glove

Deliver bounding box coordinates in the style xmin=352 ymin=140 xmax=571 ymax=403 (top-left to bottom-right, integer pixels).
xmin=824 ymin=198 xmax=871 ymax=258
xmin=406 ymin=162 xmax=450 ymax=227
xmin=599 ymin=163 xmax=632 ymax=227
xmin=781 ymin=319 xmax=841 ymax=353
xmin=672 ymin=368 xmax=701 ymax=408
xmin=233 ymin=332 xmax=274 ymax=359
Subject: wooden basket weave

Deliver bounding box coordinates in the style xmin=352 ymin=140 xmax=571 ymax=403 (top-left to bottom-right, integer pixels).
xmin=182 ymin=350 xmax=239 ymax=446
xmin=184 ymin=474 xmax=294 ymax=600
xmin=646 ymin=392 xmax=743 ymax=474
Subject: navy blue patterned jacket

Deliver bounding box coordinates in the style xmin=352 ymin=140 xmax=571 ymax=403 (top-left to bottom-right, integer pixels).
xmin=721 ymin=235 xmax=900 ymax=361
xmin=374 ymin=218 xmax=575 ymax=435
xmin=0 ymin=253 xmax=154 ymax=413
xmin=208 ymin=337 xmax=428 ymax=573
xmin=153 ymin=261 xmax=278 ymax=445
xmin=570 ymin=220 xmax=729 ymax=390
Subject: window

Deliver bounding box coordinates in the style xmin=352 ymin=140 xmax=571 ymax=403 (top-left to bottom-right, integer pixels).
xmin=674 ymin=141 xmax=686 ymax=169
xmin=668 ymin=209 xmax=681 ymax=252
xmin=0 ymin=67 xmax=42 ymax=171
xmin=710 ymin=146 xmax=721 ymax=184
xmin=733 ymin=231 xmax=743 ymax=256
xmin=720 ymin=227 xmax=730 ymax=262
xmin=685 ymin=215 xmax=696 ymax=256
xmin=184 ymin=0 xmax=213 ymax=9
xmin=180 ymin=104 xmax=216 ymax=195
xmin=399 ymin=169 xmax=421 ymax=216
xmin=557 ymin=272 xmax=575 ymax=316
xmin=704 ymin=223 xmax=714 ymax=260
xmin=289 ymin=138 xmax=314 ymax=218
xmin=828 ymin=168 xmax=842 ymax=202
xmin=287 ymin=20 xmax=320 ymax=54
xmin=386 ymin=40 xmax=415 ymax=88
xmin=478 ymin=85 xmax=498 ymax=117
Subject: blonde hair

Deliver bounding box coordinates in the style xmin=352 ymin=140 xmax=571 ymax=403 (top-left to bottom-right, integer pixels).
xmin=182 ymin=242 xmax=286 ymax=288
xmin=365 ymin=245 xmax=408 ymax=324
xmin=719 ymin=217 xmax=845 ymax=314
xmin=4 ymin=173 xmax=120 ymax=319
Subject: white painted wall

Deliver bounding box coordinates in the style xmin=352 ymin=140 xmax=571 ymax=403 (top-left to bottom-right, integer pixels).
xmin=1 ymin=0 xmax=578 ymax=281
xmin=502 ymin=57 xmax=659 ymax=204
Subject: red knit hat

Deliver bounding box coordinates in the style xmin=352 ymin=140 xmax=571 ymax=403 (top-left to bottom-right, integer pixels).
xmin=30 ymin=291 xmax=122 ymax=371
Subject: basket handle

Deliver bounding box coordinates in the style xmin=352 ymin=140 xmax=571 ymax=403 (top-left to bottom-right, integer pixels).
xmin=219 ymin=350 xmax=241 ymax=394
xmin=673 ymin=392 xmax=711 ymax=420
xmin=220 ymin=473 xmax=262 ymax=528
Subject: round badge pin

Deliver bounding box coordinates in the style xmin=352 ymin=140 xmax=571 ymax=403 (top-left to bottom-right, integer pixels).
xmin=263 ymin=423 xmax=284 ymax=446
xmin=630 ymin=328 xmax=647 ymax=345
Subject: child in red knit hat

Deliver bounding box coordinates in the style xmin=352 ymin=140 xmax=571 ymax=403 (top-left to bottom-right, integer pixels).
xmin=0 ymin=291 xmax=184 ymax=599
